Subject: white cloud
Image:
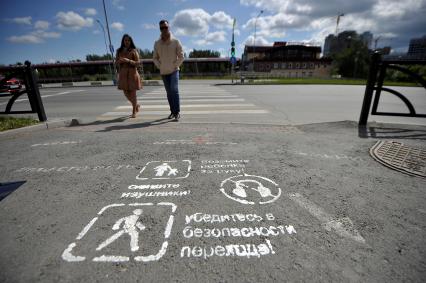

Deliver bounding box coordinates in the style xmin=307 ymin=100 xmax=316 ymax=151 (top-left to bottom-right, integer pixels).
xmin=7 ymin=34 xmax=42 ymax=44
xmin=173 ymin=9 xmax=211 ymax=36
xmin=93 ymin=30 xmax=101 ymax=35
xmin=34 ymin=20 xmax=50 ymax=30
xmin=210 ymin=11 xmax=234 ymax=29
xmin=243 ymin=13 xmax=304 ymax=39
xmin=85 ymin=8 xmax=97 ymax=16
xmin=112 ymin=0 xmax=125 ymax=10
xmin=240 ymin=0 xmax=426 ymax=51
xmin=243 ymin=35 xmax=271 ymax=46
xmin=8 ymin=16 xmax=32 ymax=25
xmin=56 ymin=11 xmax=93 ymax=31
xmin=373 ymin=0 xmax=423 ymax=18
xmin=172 ymin=8 xmax=234 ymax=37
xmin=47 ymin=58 xmax=56 ymax=64
xmin=111 ymin=22 xmax=124 ymax=31
xmin=143 ymin=23 xmax=157 ymax=30
xmin=7 ymin=30 xmax=61 ymax=44
xmin=34 ymin=30 xmax=61 ymax=39
xmin=195 ymin=31 xmax=227 ymax=46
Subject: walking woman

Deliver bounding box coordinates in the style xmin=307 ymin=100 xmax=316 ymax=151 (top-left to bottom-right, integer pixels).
xmin=116 ymin=34 xmax=142 ymax=118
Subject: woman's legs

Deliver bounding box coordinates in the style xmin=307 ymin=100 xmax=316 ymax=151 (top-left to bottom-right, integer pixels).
xmin=129 ymin=90 xmax=138 ymax=118
xmin=123 ymin=90 xmax=138 ymax=117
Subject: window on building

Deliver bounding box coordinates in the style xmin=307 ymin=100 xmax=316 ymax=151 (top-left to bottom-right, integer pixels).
xmin=288 ymin=63 xmax=292 ymax=69
xmin=282 ymin=63 xmax=287 ymax=69
xmin=302 ymin=72 xmax=306 ymax=77
xmin=302 ymin=63 xmax=307 ymax=69
xmin=302 ymin=51 xmax=311 ymax=58
xmin=296 ymin=63 xmax=300 ymax=69
xmin=310 ymin=63 xmax=314 ymax=69
xmin=309 ymin=72 xmax=313 ymax=77
xmin=287 ymin=49 xmax=297 ymax=58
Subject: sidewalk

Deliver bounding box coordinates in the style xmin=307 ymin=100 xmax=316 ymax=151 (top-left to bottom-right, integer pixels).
xmin=0 ymin=117 xmax=425 ymax=282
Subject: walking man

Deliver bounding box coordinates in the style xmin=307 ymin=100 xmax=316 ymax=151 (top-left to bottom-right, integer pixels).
xmin=153 ymin=20 xmax=184 ymax=121
xmin=96 ymin=209 xmax=146 ymax=252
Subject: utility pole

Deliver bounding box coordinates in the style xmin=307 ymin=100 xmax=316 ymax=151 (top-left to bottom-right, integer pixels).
xmin=252 ymin=10 xmax=263 ymax=72
xmin=102 ymin=0 xmax=117 ymax=84
xmin=96 ymin=19 xmax=114 ymax=81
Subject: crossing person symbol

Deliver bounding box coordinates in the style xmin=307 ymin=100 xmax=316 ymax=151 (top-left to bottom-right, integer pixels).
xmin=220 ymin=173 xmax=281 ymax=205
xmin=96 ymin=209 xmax=146 ymax=252
xmin=154 ymin=163 xmax=178 ymax=177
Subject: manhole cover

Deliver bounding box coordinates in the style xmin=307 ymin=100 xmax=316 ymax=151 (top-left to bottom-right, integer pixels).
xmin=370 ymin=141 xmax=426 ymax=178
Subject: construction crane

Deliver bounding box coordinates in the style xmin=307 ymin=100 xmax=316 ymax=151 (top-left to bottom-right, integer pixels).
xmin=374 ymin=36 xmax=382 ymax=50
xmin=335 ymin=13 xmax=344 ymax=35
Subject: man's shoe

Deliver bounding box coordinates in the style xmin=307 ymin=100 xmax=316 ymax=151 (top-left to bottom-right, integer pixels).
xmin=174 ymin=113 xmax=180 ymax=121
xmin=168 ymin=113 xmax=174 ymax=119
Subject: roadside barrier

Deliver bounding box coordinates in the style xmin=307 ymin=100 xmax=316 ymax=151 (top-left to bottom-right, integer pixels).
xmin=0 ymin=61 xmax=47 ymax=122
xmin=359 ymin=52 xmax=426 ymax=126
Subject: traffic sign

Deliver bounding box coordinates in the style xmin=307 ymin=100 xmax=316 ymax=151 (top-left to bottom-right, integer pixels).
xmin=230 ymin=56 xmax=237 ymax=65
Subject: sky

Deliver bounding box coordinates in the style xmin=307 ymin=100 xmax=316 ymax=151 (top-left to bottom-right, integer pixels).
xmin=1 ymin=0 xmax=425 ymax=65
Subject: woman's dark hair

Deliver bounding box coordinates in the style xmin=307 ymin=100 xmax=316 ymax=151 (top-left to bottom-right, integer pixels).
xmin=117 ymin=34 xmax=137 ymax=54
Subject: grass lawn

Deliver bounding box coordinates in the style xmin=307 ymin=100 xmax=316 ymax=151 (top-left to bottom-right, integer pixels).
xmin=0 ymin=117 xmax=40 ymax=132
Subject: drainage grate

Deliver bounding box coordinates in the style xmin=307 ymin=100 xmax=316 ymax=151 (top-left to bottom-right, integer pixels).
xmin=370 ymin=141 xmax=426 ymax=178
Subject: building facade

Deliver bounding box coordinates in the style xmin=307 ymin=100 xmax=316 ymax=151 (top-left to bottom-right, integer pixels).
xmin=407 ymin=35 xmax=426 ymax=58
xmin=242 ymin=42 xmax=332 ymax=78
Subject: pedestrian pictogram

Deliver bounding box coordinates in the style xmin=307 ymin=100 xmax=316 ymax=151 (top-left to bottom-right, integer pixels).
xmin=62 ymin=202 xmax=177 ymax=262
xmin=220 ymin=173 xmax=281 ymax=205
xmin=154 ymin=163 xmax=178 ymax=177
xmin=137 ymin=160 xmax=191 ymax=180
xmin=96 ymin=209 xmax=146 ymax=252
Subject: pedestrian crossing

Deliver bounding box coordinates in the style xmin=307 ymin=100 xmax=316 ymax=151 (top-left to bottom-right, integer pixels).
xmin=96 ymin=85 xmax=269 ymax=121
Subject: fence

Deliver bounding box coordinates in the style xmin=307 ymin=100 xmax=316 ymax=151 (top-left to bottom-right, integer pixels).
xmin=0 ymin=61 xmax=47 ymax=122
xmin=359 ymin=52 xmax=426 ymax=126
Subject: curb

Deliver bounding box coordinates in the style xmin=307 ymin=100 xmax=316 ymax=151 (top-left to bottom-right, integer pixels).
xmin=0 ymin=118 xmax=73 ymax=135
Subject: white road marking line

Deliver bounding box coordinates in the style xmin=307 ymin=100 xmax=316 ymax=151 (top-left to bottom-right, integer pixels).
xmin=288 ymin=192 xmax=366 ymax=244
xmin=140 ymin=95 xmax=239 ymax=99
xmin=101 ymin=109 xmax=269 ymax=116
xmin=137 ymin=98 xmax=246 ymax=103
xmin=146 ymin=92 xmax=231 ymax=95
xmin=0 ymin=90 xmax=85 ymax=106
xmin=115 ymin=103 xmax=256 ymax=110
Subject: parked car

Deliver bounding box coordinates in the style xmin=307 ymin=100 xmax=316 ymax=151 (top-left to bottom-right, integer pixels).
xmin=5 ymin=78 xmax=23 ymax=92
xmin=0 ymin=77 xmax=22 ymax=94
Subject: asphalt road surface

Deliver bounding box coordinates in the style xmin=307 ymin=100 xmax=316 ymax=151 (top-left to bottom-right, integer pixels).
xmin=0 ymin=82 xmax=425 ymax=282
xmin=1 ymin=82 xmax=425 ymax=125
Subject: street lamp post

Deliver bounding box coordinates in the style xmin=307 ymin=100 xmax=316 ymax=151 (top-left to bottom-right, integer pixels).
xmin=102 ymin=0 xmax=117 ymax=84
xmin=252 ymin=10 xmax=263 ymax=72
xmin=96 ymin=19 xmax=114 ymax=81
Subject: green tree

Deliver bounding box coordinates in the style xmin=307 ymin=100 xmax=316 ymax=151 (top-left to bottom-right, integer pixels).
xmin=385 ymin=64 xmax=426 ymax=83
xmin=86 ymin=54 xmax=112 ymax=61
xmin=138 ymin=48 xmax=154 ymax=59
xmin=189 ymin=49 xmax=220 ymax=58
xmin=331 ymin=39 xmax=370 ymax=78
